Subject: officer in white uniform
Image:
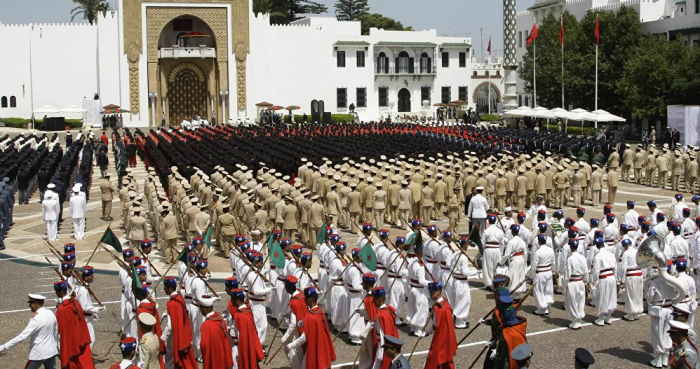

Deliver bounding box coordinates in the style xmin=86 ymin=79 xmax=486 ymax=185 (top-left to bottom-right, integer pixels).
xmin=69 ymin=185 xmax=87 ymax=240
xmin=0 ymin=294 xmax=59 ymax=369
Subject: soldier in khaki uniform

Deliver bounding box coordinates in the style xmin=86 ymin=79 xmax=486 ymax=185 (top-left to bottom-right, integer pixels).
xmin=126 ymin=207 xmax=148 ymax=248
xmin=534 ymin=167 xmax=547 ymax=205
xmin=373 ymin=182 xmax=388 ymax=229
xmin=281 ymin=196 xmax=298 ymax=240
xmin=494 ymin=170 xmax=507 ymax=213
xmin=525 ymin=165 xmax=537 ymax=208
xmin=633 ymin=147 xmax=646 ymax=184
xmin=99 ymin=174 xmax=117 ymax=220
xmin=544 ymin=164 xmax=555 ymax=207
xmin=434 ymin=174 xmax=448 ymax=220
xmin=398 ymin=180 xmax=412 ymax=229
xmin=515 ymin=167 xmax=528 ymax=213
xmin=159 ymin=208 xmax=179 ymax=263
xmin=554 ymin=167 xmax=569 ymax=209
xmin=645 ymin=150 xmax=657 ymax=186
xmin=348 ymin=183 xmax=362 ymax=233
xmin=621 ymin=144 xmax=634 ymax=182
xmin=326 ymin=183 xmax=341 ymax=219
xmin=572 ymin=167 xmax=584 ymax=207
xmin=448 ymin=187 xmax=461 ymax=233
xmin=672 ymin=153 xmax=684 ymax=191
xmin=339 ymin=180 xmax=352 ymax=229
xmin=590 ymin=165 xmax=603 ymax=206
xmin=421 ymin=180 xmax=434 ymax=221
xmin=387 ymin=177 xmax=401 ymax=225
xmin=607 ymin=166 xmax=619 ymax=204
xmin=408 ymin=178 xmax=422 ymax=219
xmin=686 ymin=155 xmax=698 ymax=192
xmin=485 ymin=169 xmax=497 ymax=208
xmin=217 ymin=204 xmax=237 ymax=255
xmin=308 ymin=195 xmax=324 ymax=249
xmin=505 ymin=169 xmax=517 ymax=208
xmin=656 ymin=150 xmax=669 ymax=188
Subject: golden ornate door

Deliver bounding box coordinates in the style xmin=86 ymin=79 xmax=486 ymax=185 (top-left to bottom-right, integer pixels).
xmin=168 ymin=62 xmax=207 ymax=125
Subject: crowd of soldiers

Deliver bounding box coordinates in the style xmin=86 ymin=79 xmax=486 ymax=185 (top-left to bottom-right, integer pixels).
xmin=4 ymin=120 xmax=700 ymax=368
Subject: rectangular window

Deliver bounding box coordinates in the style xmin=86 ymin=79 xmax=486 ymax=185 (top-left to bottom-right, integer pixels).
xmin=518 ymin=31 xmax=522 ymax=48
xmin=696 ymin=0 xmax=699 ymax=13
xmin=356 ymin=51 xmax=365 ymax=67
xmin=356 ymin=88 xmax=366 ymax=108
xmin=459 ymin=52 xmax=466 ymax=67
xmin=378 ymin=87 xmax=388 ymax=107
xmin=441 ymin=87 xmax=451 ymax=104
xmin=337 ymin=88 xmax=347 ymax=108
xmin=441 ymin=51 xmax=449 ymax=67
xmin=421 ymin=87 xmax=431 ymax=104
xmin=459 ymin=86 xmax=468 ymax=102
xmin=337 ymin=51 xmax=346 ymax=67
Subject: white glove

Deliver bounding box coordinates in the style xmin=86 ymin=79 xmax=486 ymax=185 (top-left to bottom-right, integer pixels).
xmin=489 ymin=348 xmax=497 ymax=359
xmin=97 ymin=306 xmax=106 ymax=312
xmin=478 ymin=319 xmax=487 ymax=325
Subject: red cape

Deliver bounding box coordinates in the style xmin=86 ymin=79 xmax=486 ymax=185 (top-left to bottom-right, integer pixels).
xmin=424 ymin=299 xmax=457 ymax=369
xmin=56 ymin=298 xmax=94 ymax=369
xmin=166 ymin=294 xmax=198 ymax=369
xmin=289 ymin=292 xmax=308 ymax=351
xmin=233 ymin=305 xmax=264 ymax=369
xmin=303 ymin=305 xmax=336 ymax=369
xmin=200 ymin=312 xmax=234 ymax=369
xmin=375 ymin=305 xmax=399 ymax=369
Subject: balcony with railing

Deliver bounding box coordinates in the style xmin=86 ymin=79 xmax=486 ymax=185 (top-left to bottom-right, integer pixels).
xmin=375 ymin=65 xmax=437 ymax=76
xmin=159 ymin=46 xmax=217 ymax=59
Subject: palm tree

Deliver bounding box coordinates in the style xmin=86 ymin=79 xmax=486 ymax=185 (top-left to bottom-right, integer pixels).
xmin=253 ymin=0 xmax=287 ymax=23
xmin=70 ymin=0 xmax=113 ymax=25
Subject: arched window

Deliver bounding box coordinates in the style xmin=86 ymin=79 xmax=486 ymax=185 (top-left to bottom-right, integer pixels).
xmin=9 ymin=96 xmax=16 ymax=108
xmin=397 ymin=51 xmax=410 ymax=73
xmin=420 ymin=52 xmax=432 ymax=74
xmin=0 ymin=97 xmax=7 ymax=108
xmin=377 ymin=52 xmax=389 ymax=74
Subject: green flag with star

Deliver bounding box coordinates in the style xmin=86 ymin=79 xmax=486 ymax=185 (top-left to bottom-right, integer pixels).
xmin=270 ymin=241 xmax=286 ymax=269
xmin=359 ymin=243 xmax=377 ymax=271
xmin=316 ymin=220 xmax=327 ymax=245
xmin=202 ymin=226 xmax=213 ymax=251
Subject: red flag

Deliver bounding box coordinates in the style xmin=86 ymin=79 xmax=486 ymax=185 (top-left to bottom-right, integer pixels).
xmin=487 ymin=36 xmax=491 ymax=54
xmin=559 ymin=16 xmax=564 ymax=46
xmin=526 ymin=23 xmax=538 ymax=46
xmin=595 ymin=15 xmax=600 ymax=44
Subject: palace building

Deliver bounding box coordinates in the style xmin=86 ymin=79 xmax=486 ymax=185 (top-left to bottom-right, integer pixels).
xmin=0 ymin=0 xmax=504 ymax=127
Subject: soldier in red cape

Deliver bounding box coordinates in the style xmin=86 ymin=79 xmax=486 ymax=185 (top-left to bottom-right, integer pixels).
xmin=358 ymin=273 xmax=380 ymax=368
xmin=287 ymin=286 xmax=336 ymax=369
xmin=197 ymin=294 xmax=234 ymax=369
xmin=227 ymin=289 xmax=264 ymax=369
xmin=371 ymin=286 xmax=400 ymax=369
xmin=53 ymin=279 xmax=95 ymax=369
xmin=424 ymin=281 xmax=457 ymax=369
xmin=110 ymin=337 xmax=141 ymax=369
xmin=161 ymin=276 xmax=198 ymax=369
xmin=280 ymin=276 xmax=308 ymax=369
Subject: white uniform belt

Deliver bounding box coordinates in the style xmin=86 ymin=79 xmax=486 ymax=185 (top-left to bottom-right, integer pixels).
xmin=626 ymin=268 xmax=642 ymax=277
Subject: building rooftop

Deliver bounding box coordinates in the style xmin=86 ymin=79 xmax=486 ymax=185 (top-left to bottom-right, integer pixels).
xmin=527 ymin=0 xmax=564 ymax=11
xmin=440 ymin=42 xmax=473 ymax=47
xmin=375 ymin=41 xmax=437 ymax=47
xmin=334 ymin=41 xmax=370 ymax=46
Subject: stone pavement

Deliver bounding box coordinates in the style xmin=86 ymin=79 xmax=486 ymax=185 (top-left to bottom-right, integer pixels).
xmin=0 ymin=134 xmax=697 ymax=367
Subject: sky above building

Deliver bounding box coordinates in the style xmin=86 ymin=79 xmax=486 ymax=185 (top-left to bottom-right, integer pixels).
xmin=0 ymin=0 xmax=535 ymax=60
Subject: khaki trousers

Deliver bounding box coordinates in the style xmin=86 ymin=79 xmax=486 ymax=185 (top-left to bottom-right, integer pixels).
xmin=672 ymin=175 xmax=681 ymax=191
xmin=434 ymin=202 xmax=444 ymax=220
xmin=555 ymin=188 xmax=565 ymax=208
xmin=687 ymin=176 xmax=697 ymax=193
xmin=495 ymin=195 xmax=506 ymax=213
xmin=517 ymin=196 xmax=526 ymax=213
xmin=645 ymin=168 xmax=656 ymax=185
xmin=572 ymin=190 xmax=581 ymax=207
xmin=373 ymin=209 xmax=385 ymax=230
xmin=608 ymin=187 xmax=617 ymax=204
xmin=283 ymin=229 xmax=295 ymax=240
xmin=162 ymin=238 xmax=177 ymax=263
xmin=592 ymin=190 xmax=601 ymax=206
xmin=449 ymin=215 xmax=459 ymax=234
xmin=634 ymin=168 xmax=643 ymax=184
xmin=657 ymin=171 xmax=668 ymax=188
xmin=388 ymin=205 xmax=398 ymax=224
xmin=102 ymin=200 xmax=112 ymax=218
xmin=422 ymin=206 xmax=432 ymax=222
xmin=350 ymin=212 xmax=360 ymax=233
xmin=622 ymin=165 xmax=632 ymax=181
xmin=411 ymin=203 xmax=421 ymax=220
xmin=364 ymin=207 xmax=374 ymax=224
xmin=398 ymin=209 xmax=410 ymax=230
xmin=300 ymin=222 xmax=309 ymax=244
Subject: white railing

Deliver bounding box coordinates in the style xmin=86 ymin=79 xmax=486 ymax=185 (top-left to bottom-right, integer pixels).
xmin=159 ymin=46 xmax=216 ymax=59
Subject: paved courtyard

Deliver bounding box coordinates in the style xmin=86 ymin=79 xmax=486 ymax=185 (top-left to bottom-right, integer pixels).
xmin=0 ymin=130 xmax=694 ymax=368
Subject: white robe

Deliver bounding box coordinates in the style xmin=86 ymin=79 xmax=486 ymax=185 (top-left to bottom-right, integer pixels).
xmin=504 ymin=237 xmax=527 ymax=297
xmin=407 ymin=257 xmax=429 ymax=329
xmin=328 ymin=257 xmax=347 ymax=326
xmin=342 ymin=265 xmax=365 ymax=341
xmin=385 ymin=250 xmax=407 ymax=317
xmin=481 ymin=226 xmax=505 ymax=287
xmin=531 ymin=245 xmax=555 ymax=311
xmin=447 ymin=251 xmax=472 ymax=320
xmin=616 ymin=247 xmax=643 ymax=315
xmin=647 ymin=277 xmax=674 ymax=356
xmin=565 ymin=252 xmax=589 ymax=321
xmin=591 ymin=248 xmax=618 ymax=316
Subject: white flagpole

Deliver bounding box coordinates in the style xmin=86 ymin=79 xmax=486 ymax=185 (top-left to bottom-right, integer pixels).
xmin=561 ymin=16 xmax=565 ymax=109
xmin=488 ymin=41 xmax=491 ymax=114
xmin=533 ymin=38 xmax=537 ymax=107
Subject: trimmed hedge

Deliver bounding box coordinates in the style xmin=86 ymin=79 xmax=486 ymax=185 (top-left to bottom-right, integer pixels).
xmin=543 ymin=123 xmax=596 ymax=136
xmin=0 ymin=118 xmax=83 ymax=129
xmin=480 ymin=114 xmax=501 ymax=122
xmin=283 ymin=114 xmax=355 ymax=124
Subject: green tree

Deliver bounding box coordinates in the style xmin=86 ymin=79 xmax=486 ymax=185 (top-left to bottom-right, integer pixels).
xmin=335 ymin=0 xmax=370 ymax=21
xmin=271 ymin=0 xmax=328 ymax=24
xmin=619 ymin=35 xmax=687 ymax=120
xmin=70 ymin=0 xmax=112 ymax=25
xmin=356 ymin=13 xmax=413 ymax=36
xmin=253 ymin=0 xmax=287 ymax=23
